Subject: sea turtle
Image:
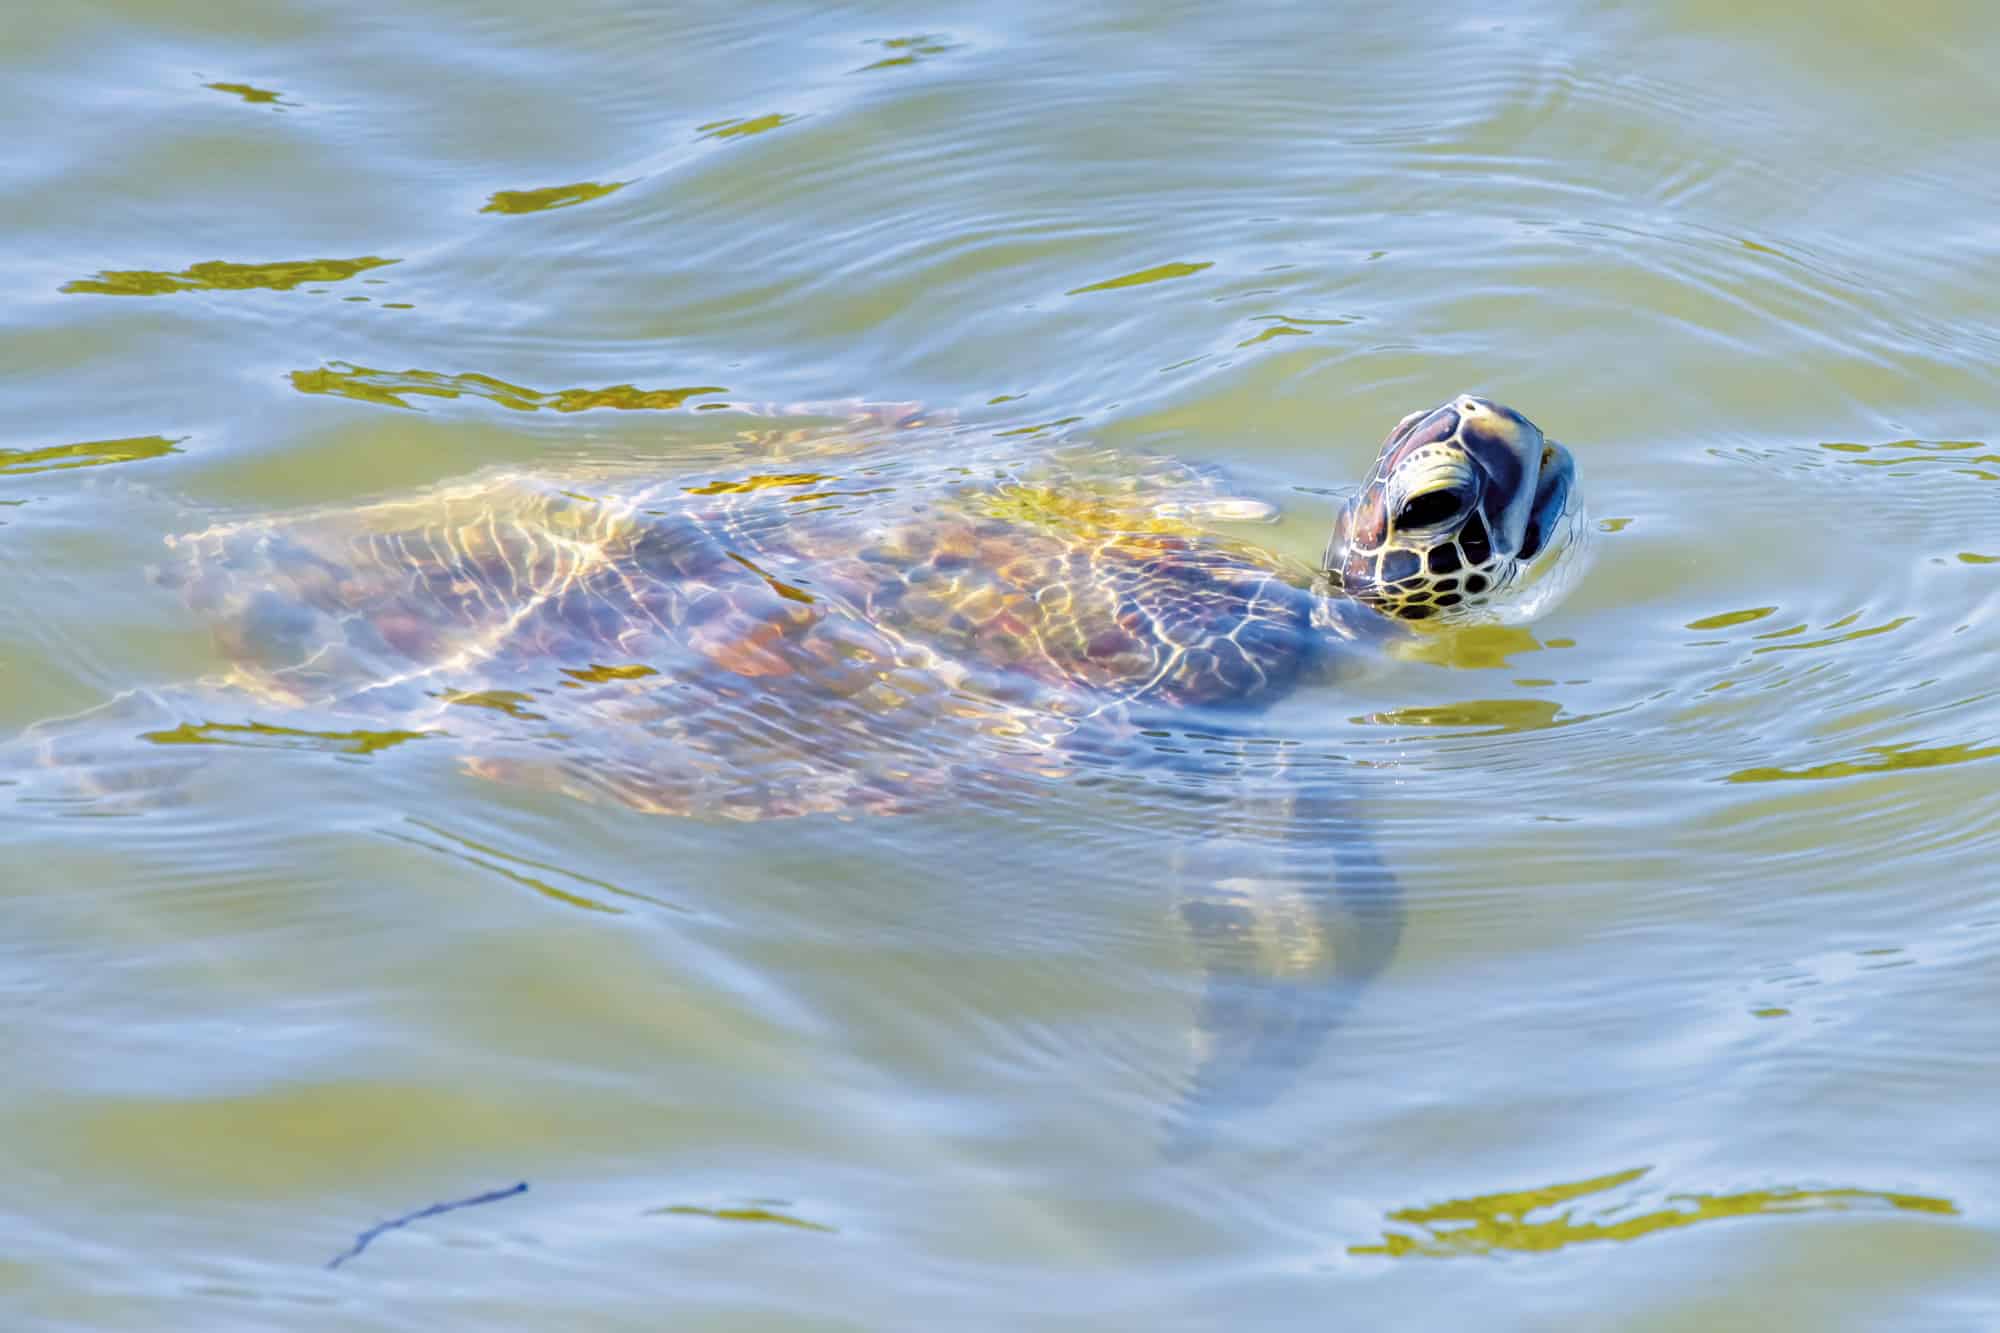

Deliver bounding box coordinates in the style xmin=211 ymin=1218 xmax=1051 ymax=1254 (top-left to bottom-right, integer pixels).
xmin=22 ymin=393 xmax=1583 ymax=1151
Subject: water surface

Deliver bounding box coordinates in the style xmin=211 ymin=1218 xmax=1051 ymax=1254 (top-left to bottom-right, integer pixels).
xmin=4 ymin=1 xmax=1999 ymax=1328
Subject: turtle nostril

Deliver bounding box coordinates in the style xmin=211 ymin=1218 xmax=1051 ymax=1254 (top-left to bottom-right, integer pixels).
xmin=1394 ymin=488 xmax=1467 ymax=529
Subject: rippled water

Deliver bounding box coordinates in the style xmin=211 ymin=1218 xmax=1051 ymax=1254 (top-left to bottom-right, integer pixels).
xmin=5 ymin=0 xmax=1999 ymax=1327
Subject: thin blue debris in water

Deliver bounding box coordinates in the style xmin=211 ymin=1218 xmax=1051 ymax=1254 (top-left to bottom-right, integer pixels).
xmin=325 ymin=1181 xmax=529 ymax=1269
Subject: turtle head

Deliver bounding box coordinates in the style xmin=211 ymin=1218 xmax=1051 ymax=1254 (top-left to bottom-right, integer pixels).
xmin=1323 ymin=394 xmax=1579 ymax=623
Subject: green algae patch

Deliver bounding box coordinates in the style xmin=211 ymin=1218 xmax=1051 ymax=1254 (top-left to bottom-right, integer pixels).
xmin=0 ymin=435 xmax=184 ymax=476
xmin=205 ymin=81 xmax=285 ymax=105
xmin=1066 ymin=261 xmax=1212 ymax=296
xmin=140 ymin=721 xmax=433 ymax=755
xmin=1353 ymin=698 xmax=1567 ymax=735
xmin=1727 ymin=741 xmax=2000 ymax=784
xmin=63 ymin=257 xmax=398 ymax=296
xmin=697 ymin=113 xmax=796 ymax=140
xmin=651 ymin=1203 xmax=835 ymax=1233
xmin=855 ymin=34 xmax=958 ymax=72
xmin=291 ymin=362 xmax=727 ymax=413
xmin=1686 ymin=606 xmax=1778 ymax=631
xmin=1353 ymin=1166 xmax=1955 ymax=1258
xmin=481 ymin=181 xmax=629 ymax=214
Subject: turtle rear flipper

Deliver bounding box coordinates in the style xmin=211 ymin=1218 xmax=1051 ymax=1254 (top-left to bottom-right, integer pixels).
xmin=10 ymin=689 xmax=215 ymax=813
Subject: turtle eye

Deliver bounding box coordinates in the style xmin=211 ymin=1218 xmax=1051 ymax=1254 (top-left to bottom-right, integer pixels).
xmin=1394 ymin=488 xmax=1467 ymax=529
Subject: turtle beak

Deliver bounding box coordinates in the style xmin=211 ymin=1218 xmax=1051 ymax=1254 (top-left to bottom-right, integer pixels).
xmin=1517 ymin=441 xmax=1576 ymax=562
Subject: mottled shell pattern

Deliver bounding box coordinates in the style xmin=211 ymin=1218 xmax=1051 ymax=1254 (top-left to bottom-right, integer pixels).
xmin=1323 ymin=394 xmax=1576 ymax=623
xmin=148 ymin=416 xmax=1322 ymax=818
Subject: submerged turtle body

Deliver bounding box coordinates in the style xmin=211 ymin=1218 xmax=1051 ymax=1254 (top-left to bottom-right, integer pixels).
xmin=153 ymin=422 xmax=1349 ymax=818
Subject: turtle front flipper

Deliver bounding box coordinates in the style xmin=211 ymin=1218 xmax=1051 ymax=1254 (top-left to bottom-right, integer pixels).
xmin=1162 ymin=782 xmax=1403 ymax=1159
